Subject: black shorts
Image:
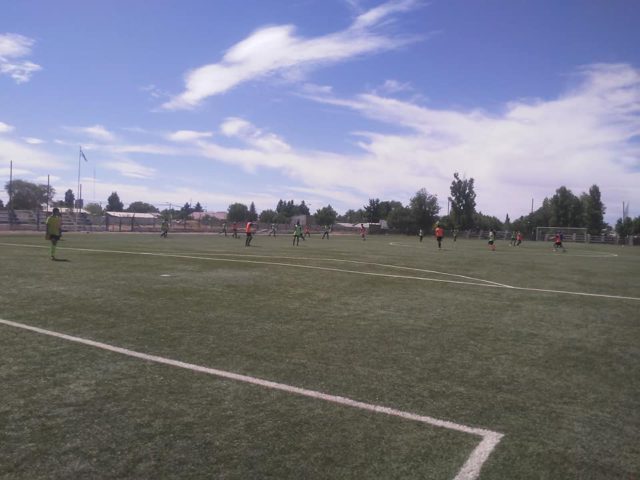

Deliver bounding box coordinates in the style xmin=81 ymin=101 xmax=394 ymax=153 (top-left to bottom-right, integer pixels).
xmin=488 ymin=240 xmax=494 ymax=245
xmin=49 ymin=235 xmax=61 ymax=242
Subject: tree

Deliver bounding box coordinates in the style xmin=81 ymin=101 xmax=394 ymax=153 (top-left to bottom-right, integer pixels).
xmin=448 ymin=172 xmax=476 ymax=229
xmin=615 ymin=217 xmax=633 ymax=237
xmin=378 ymin=200 xmax=403 ymax=220
xmin=64 ymin=189 xmax=75 ymax=209
xmin=4 ymin=179 xmax=53 ymax=210
xmin=314 ymin=205 xmax=337 ymax=226
xmin=259 ymin=209 xmax=278 ymax=223
xmin=0 ymin=199 xmax=4 ymax=208
xmin=248 ymin=202 xmax=258 ymax=222
xmin=84 ymin=202 xmax=104 ymax=215
xmin=127 ymin=201 xmax=159 ymax=213
xmin=194 ymin=202 xmax=204 ymax=213
xmin=581 ymin=185 xmax=606 ymax=234
xmin=179 ymin=202 xmax=193 ymax=220
xmin=227 ymin=203 xmax=249 ymax=222
xmin=106 ymin=192 xmax=124 ymax=212
xmin=387 ymin=204 xmax=412 ymax=233
xmin=275 ymin=199 xmax=309 ymax=218
xmin=550 ymin=186 xmax=582 ymax=227
xmin=410 ymin=188 xmax=440 ymax=232
xmin=338 ymin=208 xmax=365 ymax=223
xmin=364 ymin=198 xmax=381 ymax=223
xmin=473 ymin=212 xmax=503 ymax=231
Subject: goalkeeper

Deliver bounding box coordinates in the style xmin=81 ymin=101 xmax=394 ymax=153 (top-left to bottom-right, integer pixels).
xmin=45 ymin=208 xmax=63 ymax=260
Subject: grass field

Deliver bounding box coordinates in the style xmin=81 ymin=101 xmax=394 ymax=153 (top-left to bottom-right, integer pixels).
xmin=1 ymin=231 xmax=639 ymax=479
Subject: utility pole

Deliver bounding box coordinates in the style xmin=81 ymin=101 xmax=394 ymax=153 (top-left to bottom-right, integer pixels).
xmin=8 ymin=160 xmax=13 ymax=229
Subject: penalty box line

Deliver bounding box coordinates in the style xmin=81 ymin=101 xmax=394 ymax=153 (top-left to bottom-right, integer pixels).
xmin=0 ymin=318 xmax=503 ymax=480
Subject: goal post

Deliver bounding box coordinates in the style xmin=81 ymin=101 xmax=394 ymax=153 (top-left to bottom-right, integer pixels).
xmin=535 ymin=227 xmax=588 ymax=243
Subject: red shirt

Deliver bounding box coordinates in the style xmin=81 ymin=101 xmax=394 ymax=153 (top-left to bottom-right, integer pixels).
xmin=246 ymin=222 xmax=252 ymax=234
xmin=435 ymin=227 xmax=444 ymax=237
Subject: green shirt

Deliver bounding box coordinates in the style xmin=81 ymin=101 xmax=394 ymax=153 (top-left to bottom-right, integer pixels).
xmin=294 ymin=225 xmax=302 ymax=236
xmin=46 ymin=215 xmax=62 ymax=236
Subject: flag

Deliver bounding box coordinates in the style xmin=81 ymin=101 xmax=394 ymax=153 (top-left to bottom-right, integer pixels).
xmin=80 ymin=147 xmax=88 ymax=162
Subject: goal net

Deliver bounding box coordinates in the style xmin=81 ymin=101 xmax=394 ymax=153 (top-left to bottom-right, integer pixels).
xmin=535 ymin=227 xmax=587 ymax=243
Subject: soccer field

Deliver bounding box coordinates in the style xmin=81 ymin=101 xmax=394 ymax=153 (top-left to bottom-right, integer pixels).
xmin=1 ymin=232 xmax=639 ymax=479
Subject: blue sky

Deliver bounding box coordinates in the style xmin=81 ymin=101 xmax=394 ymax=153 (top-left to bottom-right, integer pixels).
xmin=1 ymin=0 xmax=639 ymax=222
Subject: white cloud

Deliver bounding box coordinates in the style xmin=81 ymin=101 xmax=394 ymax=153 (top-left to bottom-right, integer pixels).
xmin=104 ymin=160 xmax=156 ymax=179
xmin=0 ymin=33 xmax=42 ymax=83
xmin=167 ymin=130 xmax=213 ymax=142
xmin=35 ymin=175 xmax=60 ymax=183
xmin=377 ymin=79 xmax=413 ymax=94
xmin=23 ymin=137 xmax=44 ymax=144
xmin=305 ymin=63 xmax=640 ymax=220
xmin=182 ymin=63 xmax=640 ymax=222
xmin=0 ymin=137 xmax=65 ymax=170
xmin=66 ymin=124 xmax=116 ymax=142
xmin=0 ymin=121 xmax=15 ymax=133
xmin=220 ymin=117 xmax=291 ymax=153
xmin=162 ymin=0 xmax=423 ymax=109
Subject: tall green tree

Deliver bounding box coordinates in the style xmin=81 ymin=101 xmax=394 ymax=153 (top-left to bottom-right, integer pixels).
xmin=127 ymin=201 xmax=159 ymax=213
xmin=0 ymin=199 xmax=4 ymax=208
xmin=106 ymin=192 xmax=124 ymax=212
xmin=387 ymin=204 xmax=412 ymax=233
xmin=248 ymin=202 xmax=258 ymax=221
xmin=64 ymin=189 xmax=75 ymax=208
xmin=410 ymin=188 xmax=440 ymax=232
xmin=581 ymin=185 xmax=606 ymax=234
xmin=193 ymin=202 xmax=204 ymax=212
xmin=615 ymin=217 xmax=633 ymax=237
xmin=364 ymin=198 xmax=382 ymax=223
xmin=550 ymin=186 xmax=582 ymax=226
xmin=5 ymin=180 xmax=54 ymax=210
xmin=258 ymin=209 xmax=278 ymax=223
xmin=84 ymin=202 xmax=104 ymax=215
xmin=314 ymin=205 xmax=337 ymax=226
xmin=227 ymin=203 xmax=249 ymax=222
xmin=378 ymin=200 xmax=403 ymax=220
xmin=448 ymin=172 xmax=476 ymax=229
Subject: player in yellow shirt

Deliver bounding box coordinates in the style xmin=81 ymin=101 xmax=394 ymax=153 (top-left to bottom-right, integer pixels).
xmin=45 ymin=208 xmax=63 ymax=260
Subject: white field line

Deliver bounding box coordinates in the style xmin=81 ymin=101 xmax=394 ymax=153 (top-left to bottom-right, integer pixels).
xmin=389 ymin=242 xmax=620 ymax=258
xmin=0 ymin=318 xmax=503 ymax=480
xmin=2 ymin=242 xmax=639 ymax=301
xmin=139 ymin=250 xmax=510 ymax=288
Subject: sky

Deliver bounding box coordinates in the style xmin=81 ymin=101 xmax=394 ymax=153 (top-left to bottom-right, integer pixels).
xmin=1 ymin=0 xmax=639 ymax=223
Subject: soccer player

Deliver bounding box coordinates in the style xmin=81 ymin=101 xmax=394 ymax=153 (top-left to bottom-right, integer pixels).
xmin=510 ymin=231 xmax=516 ymax=246
xmin=321 ymin=224 xmax=330 ymax=239
xmin=488 ymin=229 xmax=496 ymax=251
xmin=360 ymin=223 xmax=366 ymax=241
xmin=293 ymin=222 xmax=303 ymax=246
xmin=418 ymin=228 xmax=424 ymax=243
xmin=232 ymin=222 xmax=238 ymax=238
xmin=45 ymin=208 xmax=63 ymax=260
xmin=553 ymin=232 xmax=566 ymax=252
xmin=453 ymin=228 xmax=458 ymax=242
xmin=516 ymin=231 xmax=523 ymax=246
xmin=268 ymin=223 xmax=277 ymax=237
xmin=245 ymin=221 xmax=254 ymax=247
xmin=435 ymin=224 xmax=444 ymax=249
xmin=160 ymin=219 xmax=169 ymax=238
xmin=304 ymin=225 xmax=311 ymax=238
xmin=221 ymin=222 xmax=227 ymax=236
